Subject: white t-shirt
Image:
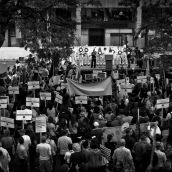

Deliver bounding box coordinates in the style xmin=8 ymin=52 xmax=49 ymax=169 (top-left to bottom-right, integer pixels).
xmin=22 ymin=135 xmax=31 ymax=151
xmin=36 ymin=143 xmax=51 ymax=160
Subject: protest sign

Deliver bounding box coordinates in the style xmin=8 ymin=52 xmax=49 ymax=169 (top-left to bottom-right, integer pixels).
xmin=117 ymin=79 xmax=126 ymax=86
xmin=40 ymin=92 xmax=51 ymax=101
xmin=112 ymin=71 xmax=119 ymax=79
xmin=16 ymin=109 xmax=32 ymax=120
xmin=36 ymin=116 xmax=46 ymax=133
xmin=8 ymin=86 xmax=19 ymax=95
xmin=75 ymin=96 xmax=88 ymax=104
xmin=55 ymin=93 xmax=63 ymax=104
xmin=156 ymin=98 xmax=169 ymax=109
xmin=26 ymin=97 xmax=40 ymax=107
xmin=0 ymin=97 xmax=8 ymax=109
xmin=0 ymin=117 xmax=14 ymax=128
xmin=61 ymin=83 xmax=68 ymax=90
xmin=155 ymin=74 xmax=160 ymax=80
xmin=28 ymin=81 xmax=40 ymax=90
xmin=120 ymin=84 xmax=133 ymax=93
xmin=137 ymin=76 xmax=147 ymax=83
xmin=97 ymin=72 xmax=106 ymax=80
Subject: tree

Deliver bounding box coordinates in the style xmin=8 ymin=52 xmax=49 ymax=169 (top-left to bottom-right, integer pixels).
xmin=119 ymin=0 xmax=172 ymax=52
xmin=0 ymin=0 xmax=101 ymax=64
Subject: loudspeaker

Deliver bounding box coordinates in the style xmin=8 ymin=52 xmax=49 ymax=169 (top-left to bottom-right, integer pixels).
xmin=105 ymin=54 xmax=113 ymax=70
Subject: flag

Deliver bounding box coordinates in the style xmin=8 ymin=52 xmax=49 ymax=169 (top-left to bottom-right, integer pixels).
xmin=67 ymin=77 xmax=112 ymax=96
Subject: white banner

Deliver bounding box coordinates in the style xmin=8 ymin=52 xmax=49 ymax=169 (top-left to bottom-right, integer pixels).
xmin=36 ymin=116 xmax=46 ymax=133
xmin=55 ymin=94 xmax=63 ymax=104
xmin=28 ymin=81 xmax=40 ymax=90
xmin=156 ymin=98 xmax=169 ymax=109
xmin=16 ymin=109 xmax=32 ymax=120
xmin=8 ymin=86 xmax=19 ymax=95
xmin=40 ymin=92 xmax=51 ymax=101
xmin=137 ymin=76 xmax=147 ymax=83
xmin=0 ymin=97 xmax=8 ymax=109
xmin=0 ymin=117 xmax=14 ymax=128
xmin=26 ymin=97 xmax=40 ymax=107
xmin=75 ymin=96 xmax=88 ymax=104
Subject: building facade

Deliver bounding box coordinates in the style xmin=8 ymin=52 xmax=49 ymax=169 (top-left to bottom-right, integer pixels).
xmin=2 ymin=0 xmax=144 ymax=48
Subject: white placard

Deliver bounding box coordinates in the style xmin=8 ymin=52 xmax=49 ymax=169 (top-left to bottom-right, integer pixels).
xmin=0 ymin=97 xmax=8 ymax=109
xmin=36 ymin=116 xmax=47 ymax=133
xmin=28 ymin=81 xmax=40 ymax=90
xmin=155 ymin=74 xmax=160 ymax=80
xmin=97 ymin=72 xmax=106 ymax=80
xmin=75 ymin=96 xmax=88 ymax=104
xmin=61 ymin=83 xmax=68 ymax=90
xmin=16 ymin=109 xmax=32 ymax=120
xmin=55 ymin=94 xmax=63 ymax=104
xmin=121 ymin=84 xmax=133 ymax=93
xmin=112 ymin=71 xmax=119 ymax=79
xmin=130 ymin=63 xmax=137 ymax=69
xmin=150 ymin=77 xmax=154 ymax=84
xmin=26 ymin=97 xmax=40 ymax=107
xmin=137 ymin=76 xmax=147 ymax=83
xmin=117 ymin=79 xmax=126 ymax=86
xmin=40 ymin=92 xmax=51 ymax=101
xmin=156 ymin=98 xmax=169 ymax=109
xmin=0 ymin=117 xmax=14 ymax=128
xmin=8 ymin=86 xmax=19 ymax=95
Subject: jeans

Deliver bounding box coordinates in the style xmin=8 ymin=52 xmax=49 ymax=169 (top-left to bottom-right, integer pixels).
xmin=39 ymin=159 xmax=52 ymax=172
xmin=91 ymin=59 xmax=96 ymax=68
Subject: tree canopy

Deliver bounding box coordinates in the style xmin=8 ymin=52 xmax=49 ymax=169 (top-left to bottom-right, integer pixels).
xmin=0 ymin=0 xmax=100 ymax=63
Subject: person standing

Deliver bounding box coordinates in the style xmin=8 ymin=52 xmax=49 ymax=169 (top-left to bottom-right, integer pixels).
xmin=57 ymin=129 xmax=72 ymax=165
xmin=112 ymin=139 xmax=135 ymax=172
xmin=91 ymin=49 xmax=97 ymax=68
xmin=15 ymin=137 xmax=28 ymax=172
xmin=36 ymin=136 xmax=52 ymax=172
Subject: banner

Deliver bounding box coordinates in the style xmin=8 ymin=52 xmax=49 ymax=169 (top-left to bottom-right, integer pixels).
xmin=16 ymin=109 xmax=32 ymax=120
xmin=75 ymin=96 xmax=87 ymax=104
xmin=40 ymin=92 xmax=51 ymax=101
xmin=26 ymin=97 xmax=40 ymax=107
xmin=67 ymin=77 xmax=112 ymax=96
xmin=8 ymin=86 xmax=19 ymax=95
xmin=28 ymin=81 xmax=40 ymax=90
xmin=36 ymin=116 xmax=46 ymax=133
xmin=0 ymin=117 xmax=14 ymax=128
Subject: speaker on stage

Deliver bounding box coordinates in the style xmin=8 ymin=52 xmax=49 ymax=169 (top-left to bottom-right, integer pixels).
xmin=105 ymin=54 xmax=113 ymax=71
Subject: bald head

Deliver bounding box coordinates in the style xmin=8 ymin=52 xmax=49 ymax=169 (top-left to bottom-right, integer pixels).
xmin=119 ymin=139 xmax=126 ymax=147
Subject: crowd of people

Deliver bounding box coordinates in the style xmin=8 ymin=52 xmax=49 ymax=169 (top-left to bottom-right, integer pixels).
xmin=0 ymin=53 xmax=172 ymax=172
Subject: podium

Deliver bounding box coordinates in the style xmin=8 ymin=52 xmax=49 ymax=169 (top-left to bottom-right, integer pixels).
xmin=105 ymin=54 xmax=113 ymax=71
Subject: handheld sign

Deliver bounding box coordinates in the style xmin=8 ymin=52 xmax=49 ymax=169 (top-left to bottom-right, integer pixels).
xmin=0 ymin=117 xmax=14 ymax=128
xmin=8 ymin=86 xmax=19 ymax=95
xmin=0 ymin=97 xmax=8 ymax=109
xmin=130 ymin=63 xmax=137 ymax=69
xmin=112 ymin=71 xmax=119 ymax=80
xmin=61 ymin=83 xmax=68 ymax=90
xmin=121 ymin=84 xmax=133 ymax=93
xmin=98 ymin=72 xmax=106 ymax=80
xmin=155 ymin=74 xmax=160 ymax=80
xmin=36 ymin=116 xmax=46 ymax=133
xmin=16 ymin=109 xmax=32 ymax=120
xmin=55 ymin=94 xmax=63 ymax=104
xmin=26 ymin=97 xmax=40 ymax=107
xmin=117 ymin=79 xmax=126 ymax=86
xmin=28 ymin=81 xmax=40 ymax=90
xmin=137 ymin=76 xmax=147 ymax=83
xmin=150 ymin=77 xmax=154 ymax=84
xmin=75 ymin=96 xmax=88 ymax=104
xmin=156 ymin=98 xmax=169 ymax=109
xmin=40 ymin=92 xmax=51 ymax=101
